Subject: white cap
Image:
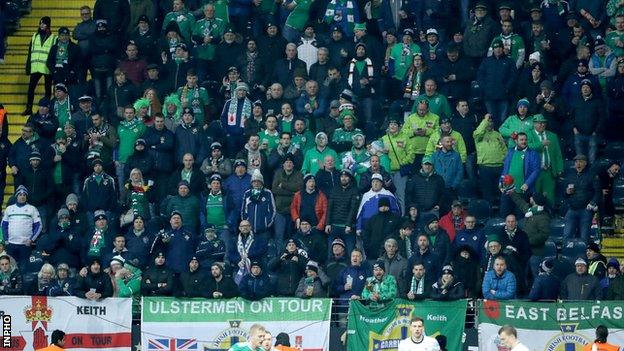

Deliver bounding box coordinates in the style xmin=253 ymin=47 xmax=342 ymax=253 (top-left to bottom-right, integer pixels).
xmin=426 ymin=28 xmax=438 ymax=36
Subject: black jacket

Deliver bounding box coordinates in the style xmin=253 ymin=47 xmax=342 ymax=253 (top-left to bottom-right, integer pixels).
xmin=570 ymin=94 xmax=605 ymax=135
xmin=268 ymin=251 xmax=308 ymax=296
xmin=405 ymin=171 xmax=445 ymax=211
xmin=143 ymin=125 xmax=176 ymax=173
xmin=74 ymin=271 xmax=113 ymax=298
xmin=20 ymin=166 xmax=54 ymax=206
xmin=315 ymin=167 xmax=340 ymax=197
xmin=327 ymin=181 xmax=359 ymax=227
xmin=206 ymin=275 xmax=239 ymax=298
xmin=293 ymin=229 xmax=328 ymax=265
xmin=402 ymin=273 xmax=434 ymax=300
xmin=0 ymin=268 xmax=23 ymax=295
xmin=141 ymin=264 xmax=175 ymax=296
xmin=363 ymin=211 xmax=401 ymax=260
xmin=565 ymin=167 xmax=600 ymax=210
xmin=431 ymin=279 xmax=465 ymax=300
xmin=177 ymin=268 xmax=208 ymax=298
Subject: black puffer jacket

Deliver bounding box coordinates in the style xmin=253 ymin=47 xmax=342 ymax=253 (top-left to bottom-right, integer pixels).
xmin=74 ymin=270 xmax=113 ymax=298
xmin=268 ymin=251 xmax=308 ymax=296
xmin=570 ymin=94 xmax=605 ymax=135
xmin=141 ymin=263 xmax=175 ymax=296
xmin=405 ymin=171 xmax=445 ymax=211
xmin=327 ymin=180 xmax=359 ymax=227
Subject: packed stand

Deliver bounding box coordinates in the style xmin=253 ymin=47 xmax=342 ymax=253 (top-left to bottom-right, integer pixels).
xmin=2 ymin=0 xmax=624 ymax=306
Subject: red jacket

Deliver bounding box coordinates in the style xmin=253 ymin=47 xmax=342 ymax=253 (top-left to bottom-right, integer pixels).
xmin=290 ymin=190 xmax=328 ymax=231
xmin=438 ymin=210 xmax=467 ymax=242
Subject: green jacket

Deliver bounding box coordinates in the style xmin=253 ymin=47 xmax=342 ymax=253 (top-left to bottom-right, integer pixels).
xmin=412 ymin=93 xmax=452 ymax=119
xmin=164 ymin=194 xmax=200 ymax=230
xmin=425 ymin=129 xmax=467 ymax=162
xmin=473 ymin=118 xmax=507 ymax=166
xmin=499 ymin=114 xmax=535 ymax=147
xmin=116 ymin=263 xmax=142 ymax=297
xmin=361 ymin=274 xmax=398 ymax=305
xmin=163 ymin=9 xmax=196 ymax=40
xmin=285 ymin=0 xmax=313 ymax=30
xmin=526 ymin=129 xmax=564 ymax=177
xmin=381 ymin=133 xmax=414 ymax=172
xmin=401 ymin=111 xmax=440 ymax=155
xmin=302 ymin=146 xmax=338 ymax=175
xmin=117 ymin=118 xmax=146 ymax=163
xmin=332 ymin=127 xmax=363 ymax=146
xmin=176 ymin=86 xmax=211 ymax=126
xmin=510 ymin=192 xmax=549 ymax=256
xmin=192 ymin=17 xmax=226 ymax=60
xmin=389 ymin=43 xmax=421 ymax=80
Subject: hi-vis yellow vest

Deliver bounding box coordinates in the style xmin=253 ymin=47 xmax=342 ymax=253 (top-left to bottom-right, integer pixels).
xmin=29 ymin=32 xmax=56 ymax=74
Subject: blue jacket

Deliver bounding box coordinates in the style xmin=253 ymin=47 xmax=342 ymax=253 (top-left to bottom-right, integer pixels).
xmin=174 ymin=123 xmax=203 ymax=165
xmin=125 ymin=227 xmax=155 ymax=268
xmin=143 ymin=125 xmax=175 ymax=173
xmin=482 ymin=269 xmax=516 ymax=300
xmin=239 ymin=272 xmax=272 ymax=300
xmin=82 ymin=172 xmax=117 ymax=212
xmin=226 ymin=233 xmax=268 ymax=264
xmin=152 ymin=227 xmax=196 ymax=274
xmin=561 ymin=73 xmax=601 ymax=107
xmin=453 ymin=228 xmax=486 ymax=260
xmin=241 ymin=188 xmax=276 ymax=234
xmin=477 ymin=54 xmax=516 ymax=101
xmin=502 ymin=147 xmax=541 ymax=192
xmin=432 ymin=149 xmax=463 ymax=189
xmin=223 ymin=173 xmax=251 ymax=227
xmin=528 ymin=273 xmax=560 ymax=301
xmin=333 ymin=264 xmax=372 ymax=300
xmin=407 ymin=248 xmax=442 ymax=278
xmin=295 ymin=93 xmax=328 ymax=121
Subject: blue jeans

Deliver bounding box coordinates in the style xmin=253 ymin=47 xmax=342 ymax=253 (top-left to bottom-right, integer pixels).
xmin=563 ymin=208 xmax=593 ymax=242
xmin=273 ymin=213 xmax=293 ymax=253
xmin=282 ymin=25 xmax=301 ymax=43
xmin=574 ymin=134 xmax=597 ymax=163
xmin=7 ymin=243 xmax=31 ymax=270
xmin=484 ymin=99 xmax=508 ymax=127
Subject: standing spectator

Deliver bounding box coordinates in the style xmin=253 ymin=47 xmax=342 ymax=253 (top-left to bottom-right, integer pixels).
xmin=405 ymin=156 xmax=445 ymax=216
xmin=117 ymin=106 xmax=146 ymax=188
xmin=167 ymin=153 xmax=204 ymax=196
xmin=163 ymin=181 xmax=201 ymax=233
xmin=47 ymin=28 xmax=81 ymax=87
xmin=500 ymin=133 xmax=540 ymax=217
xmin=118 ymin=42 xmax=147 ymax=87
xmin=326 ymin=169 xmax=359 ymax=255
xmin=2 ymin=186 xmax=42 ymax=268
xmin=73 ymin=6 xmax=96 ymax=69
xmin=223 ymin=160 xmax=251 ymax=228
xmin=292 ymin=220 xmax=327 ymax=265
xmin=162 ymin=0 xmax=195 ymax=41
xmin=563 ymin=154 xmax=600 ymax=241
xmin=151 ymin=211 xmax=196 ymax=274
xmin=379 ymin=238 xmax=408 ymax=293
xmin=290 ymin=174 xmax=328 ymax=232
xmin=90 ymin=22 xmax=120 ymax=102
xmin=407 ymin=234 xmax=442 ymax=278
xmin=528 ymin=259 xmax=560 ymax=301
xmin=499 ymin=99 xmax=535 ymax=148
xmin=527 ymin=115 xmax=564 ymax=204
xmin=482 ymin=255 xmax=517 ymax=300
xmin=597 ymin=161 xmax=620 ymax=224
xmin=356 ymin=174 xmax=400 ymax=235
xmin=362 ymin=198 xmax=401 ymax=260
xmin=268 ymin=239 xmax=308 ymax=296
xmin=227 ymin=220 xmax=268 ymax=274
xmin=23 ymin=17 xmax=56 ymax=116
xmin=477 ymin=38 xmax=516 ymax=125
xmin=473 ymin=114 xmax=508 ymax=204
xmin=402 ymin=100 xmax=439 ymax=166
xmin=272 ymin=155 xmax=303 ymax=249
xmin=94 ymin=0 xmax=130 ymax=36
xmin=86 ymin=113 xmax=119 ymax=173
xmin=570 ymin=79 xmax=604 ymax=163
xmin=432 ymin=136 xmax=463 ymax=210
xmin=143 ymin=114 xmax=176 ymax=202
xmin=20 ymin=151 xmax=53 ymax=231
xmin=586 ymin=243 xmax=607 ymax=280
xmin=560 ymin=258 xmax=602 ymax=300
xmin=82 ymin=159 xmax=117 ymax=215
xmin=241 ymin=170 xmax=276 ymax=238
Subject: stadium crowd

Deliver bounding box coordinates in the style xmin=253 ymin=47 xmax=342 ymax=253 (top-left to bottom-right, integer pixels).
xmin=0 ymin=0 xmax=623 ymax=306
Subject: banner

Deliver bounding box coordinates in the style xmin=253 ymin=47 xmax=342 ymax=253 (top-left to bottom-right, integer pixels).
xmin=346 ymin=299 xmax=468 ymax=351
xmin=0 ymin=296 xmax=132 ymax=351
xmin=478 ymin=300 xmax=624 ymax=351
xmin=142 ymin=297 xmax=332 ymax=351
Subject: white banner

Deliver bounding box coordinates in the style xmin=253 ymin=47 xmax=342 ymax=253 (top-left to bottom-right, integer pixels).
xmin=141 ymin=297 xmax=332 ymax=351
xmin=0 ymin=296 xmax=132 ymax=351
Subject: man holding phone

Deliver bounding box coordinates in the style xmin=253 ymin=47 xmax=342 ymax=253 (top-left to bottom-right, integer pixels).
xmin=402 ymin=99 xmax=440 ymax=166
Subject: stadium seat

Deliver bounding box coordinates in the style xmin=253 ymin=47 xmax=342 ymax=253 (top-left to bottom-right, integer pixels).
xmin=612 ymin=177 xmax=624 ymax=208
xmin=603 ymin=142 xmax=624 ymax=160
xmin=467 ymin=199 xmax=491 ymax=226
xmin=457 ymin=180 xmax=479 ymax=202
xmin=549 ymin=217 xmax=566 ymax=243
xmin=484 ymin=217 xmax=505 ymax=234
xmin=561 ymin=238 xmax=587 ymax=261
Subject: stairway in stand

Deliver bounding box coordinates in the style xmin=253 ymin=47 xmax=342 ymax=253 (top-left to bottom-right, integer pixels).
xmin=0 ymin=0 xmax=94 ymax=207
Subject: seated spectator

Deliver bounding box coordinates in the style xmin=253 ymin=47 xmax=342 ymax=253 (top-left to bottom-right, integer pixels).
xmin=295 ymin=261 xmax=327 ymax=298
xmin=195 ymin=226 xmax=226 ymax=269
xmin=26 ymin=263 xmax=55 ymax=296
xmin=422 ymin=214 xmax=451 ymax=265
xmin=325 ymin=239 xmax=349 ymax=291
xmin=292 ymin=220 xmax=327 ymax=266
xmin=74 ymin=258 xmax=113 ymax=300
xmin=607 ymin=262 xmax=624 ymax=300
xmin=482 ymin=255 xmax=517 ymax=300
xmin=528 ymin=259 xmax=559 ymax=301
xmin=431 ymin=265 xmax=465 ymax=300
xmin=586 ymin=243 xmax=607 ymax=280
xmin=268 ymin=239 xmax=308 ymax=297
xmin=404 ymin=261 xmax=434 ymax=300
xmin=206 ymin=262 xmax=239 ymax=299
xmin=176 ymin=257 xmax=207 ymax=298
xmin=452 ymin=215 xmax=485 ymax=261
xmin=601 ymin=258 xmax=620 ymax=296
xmin=560 ymin=258 xmax=602 ymax=300
xmin=0 ymin=255 xmax=22 ymax=295
xmin=361 ymin=260 xmax=398 ymax=305
xmin=239 ymin=261 xmax=272 ymax=300
xmin=438 ymin=200 xmax=467 ymax=242
xmin=379 ymin=238 xmax=408 ymax=293
xmin=227 ymin=220 xmax=268 ymax=274
xmin=48 ymin=263 xmax=75 ymax=296
xmin=333 ymin=249 xmax=370 ymax=301
xmin=450 ymin=245 xmax=481 ymax=298
xmin=141 ymin=252 xmax=174 ymax=296
xmin=83 ymin=210 xmax=115 ymax=266
xmin=113 ymin=257 xmax=142 ymax=299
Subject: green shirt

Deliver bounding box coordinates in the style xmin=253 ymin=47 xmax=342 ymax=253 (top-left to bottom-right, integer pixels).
xmin=53 ymin=98 xmax=71 ymax=128
xmin=192 ymin=17 xmax=225 ymax=60
xmin=117 ymin=118 xmax=146 ymax=163
xmin=205 ymin=192 xmax=226 ymax=229
xmin=259 ymin=129 xmax=280 ymax=152
xmin=285 ymin=0 xmax=313 ymax=30
xmin=163 ymin=10 xmax=196 ymax=41
xmin=414 ymin=92 xmax=452 ymax=119
xmin=177 ymin=85 xmax=211 ymax=126
xmin=302 ymin=146 xmax=339 ymax=174
xmin=606 ymin=30 xmax=624 ymax=59
xmin=509 ymin=148 xmax=526 ymax=192
xmin=229 ymin=342 xmax=263 ymax=351
xmin=389 ymin=43 xmax=421 ymax=80
xmin=292 ymin=130 xmax=315 ymax=151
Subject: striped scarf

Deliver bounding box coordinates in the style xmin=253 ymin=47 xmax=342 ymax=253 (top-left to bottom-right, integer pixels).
xmin=348 ymin=57 xmax=374 ymax=92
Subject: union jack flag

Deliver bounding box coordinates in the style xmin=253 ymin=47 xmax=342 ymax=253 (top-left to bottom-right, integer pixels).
xmin=148 ymin=338 xmax=197 ymax=351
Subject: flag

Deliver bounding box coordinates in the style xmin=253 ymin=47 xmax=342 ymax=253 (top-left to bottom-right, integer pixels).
xmin=148 ymin=338 xmax=197 ymax=351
